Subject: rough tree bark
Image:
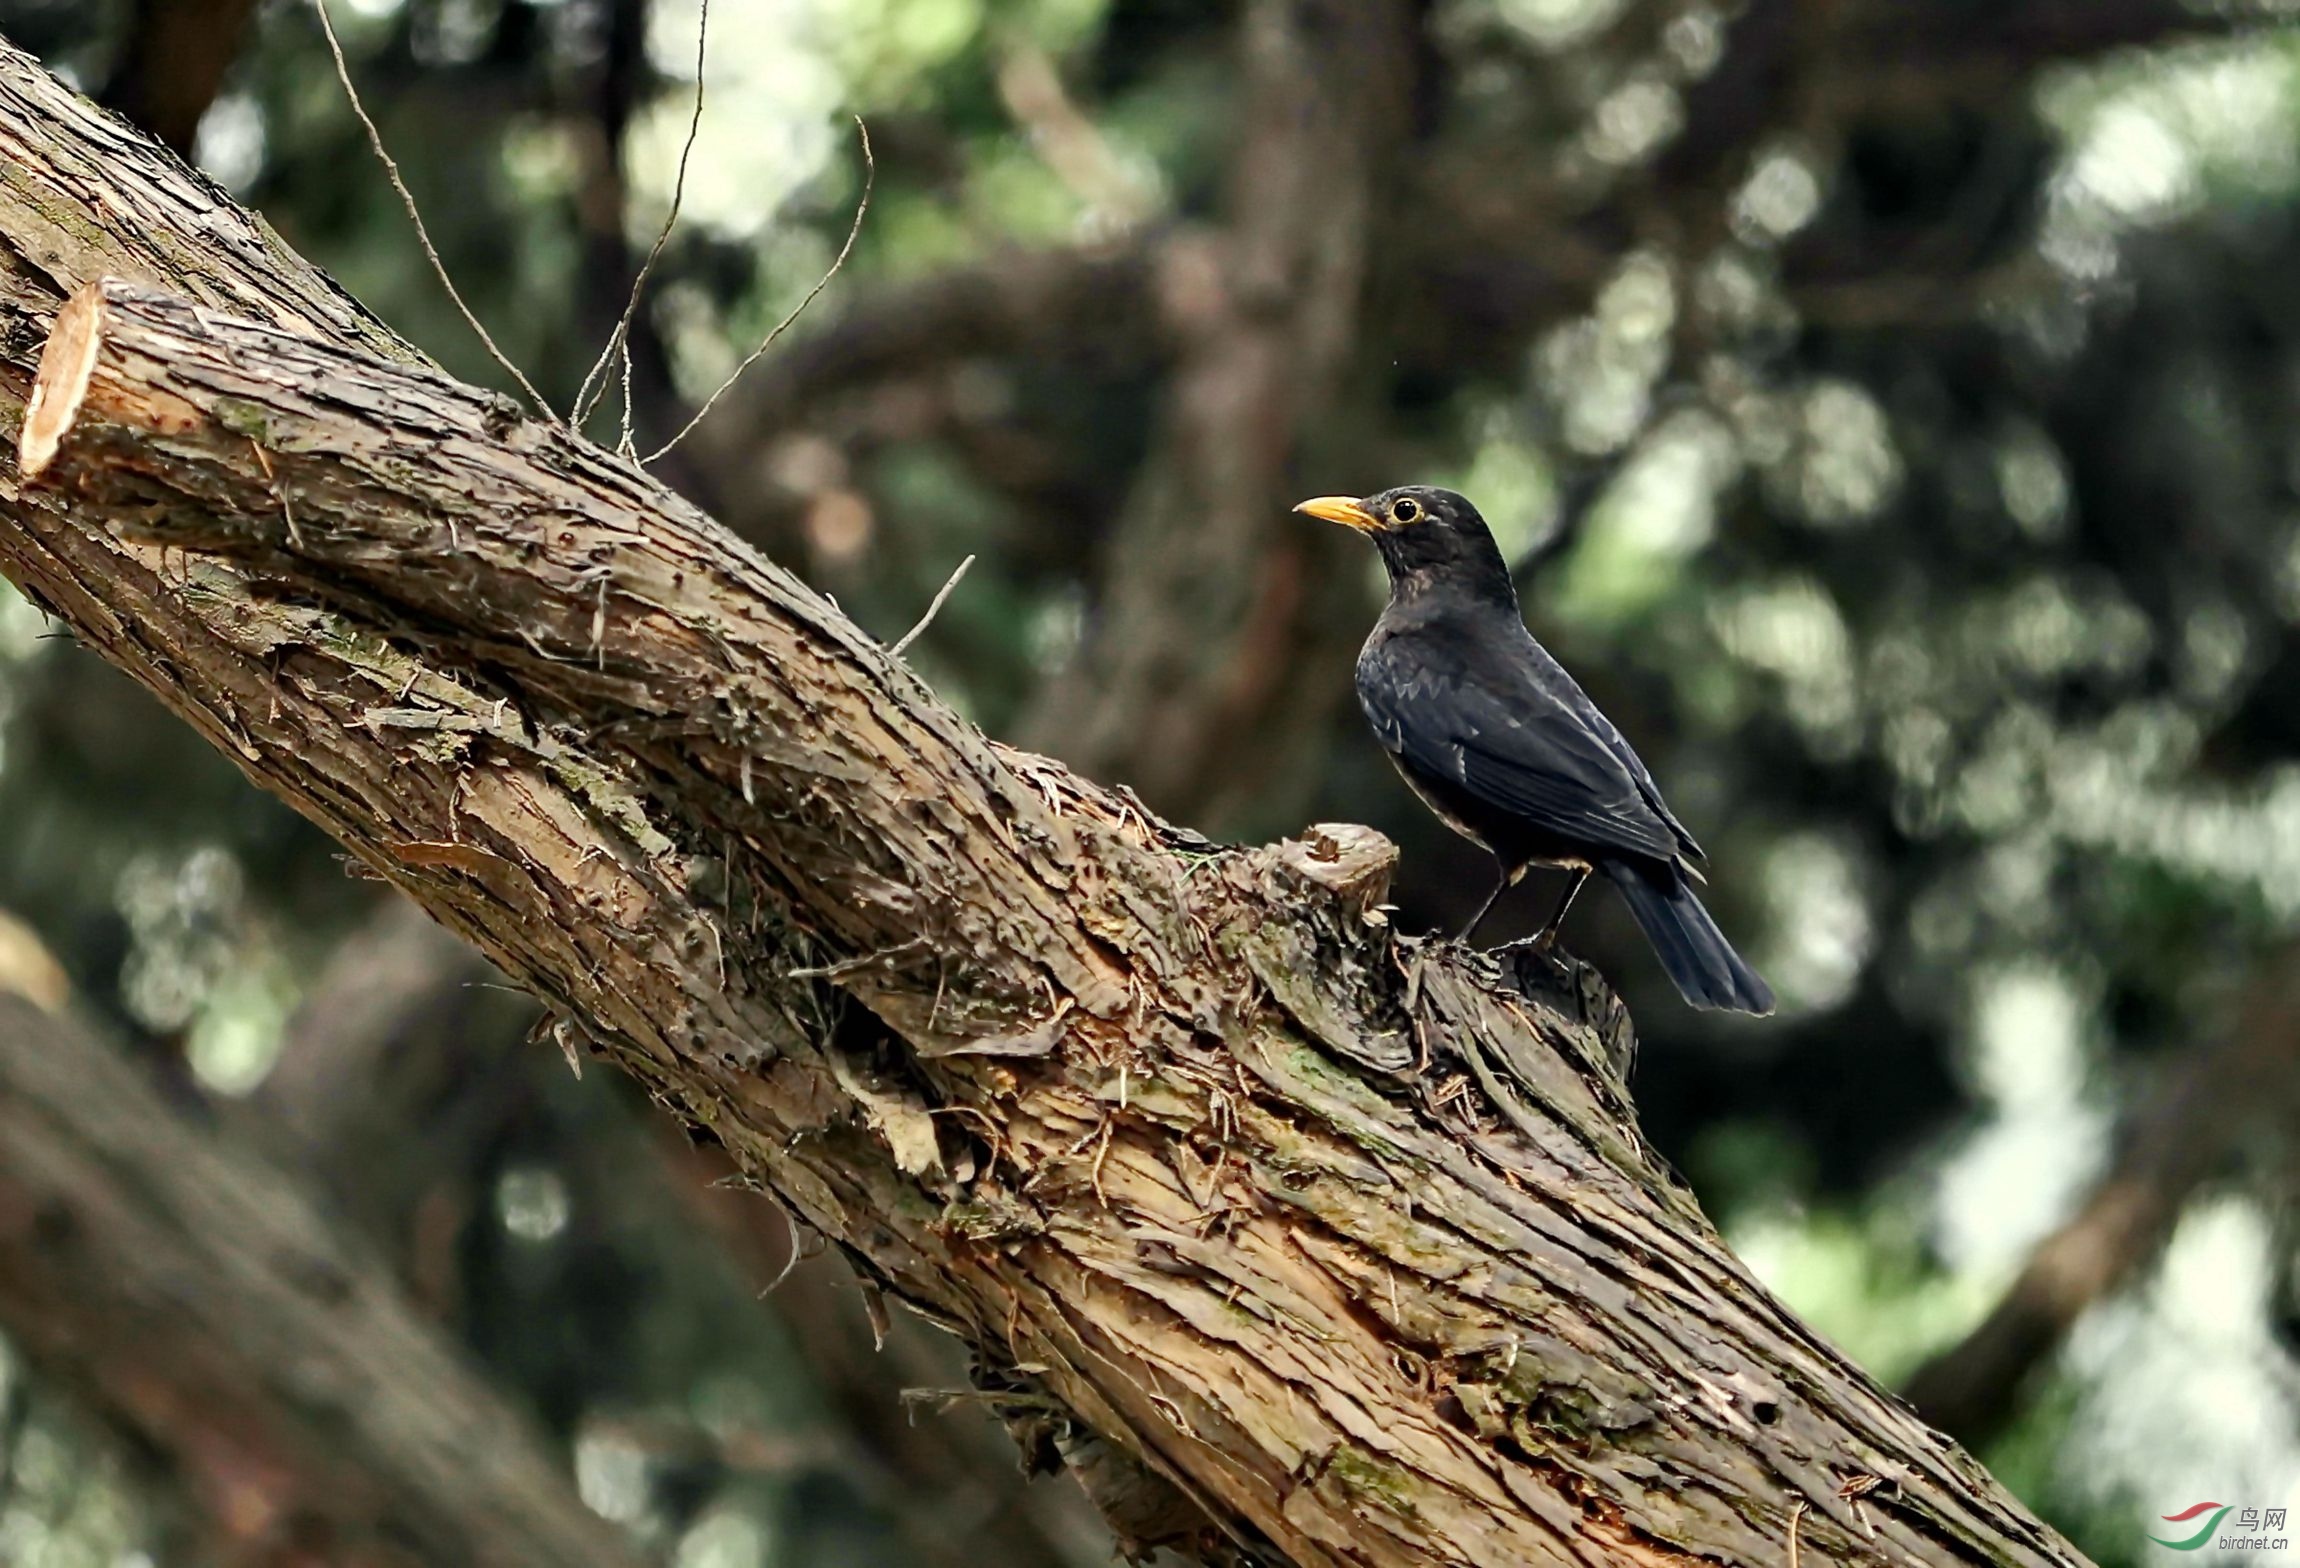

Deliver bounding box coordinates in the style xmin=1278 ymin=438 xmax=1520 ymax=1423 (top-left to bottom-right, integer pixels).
xmin=0 ymin=40 xmax=2091 ymax=1568
xmin=0 ymin=942 xmax=645 ymax=1568
xmin=262 ymin=894 xmax=1100 ymax=1568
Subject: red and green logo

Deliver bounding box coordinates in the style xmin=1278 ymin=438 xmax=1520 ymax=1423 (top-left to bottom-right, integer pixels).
xmin=2151 ymin=1502 xmax=2233 ymax=1550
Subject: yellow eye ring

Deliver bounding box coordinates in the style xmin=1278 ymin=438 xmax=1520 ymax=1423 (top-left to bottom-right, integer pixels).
xmin=1392 ymin=497 xmax=1422 ymax=524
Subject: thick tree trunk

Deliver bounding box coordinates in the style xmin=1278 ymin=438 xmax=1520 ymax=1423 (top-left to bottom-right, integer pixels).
xmin=1014 ymin=0 xmax=1410 ymax=823
xmin=100 ymin=0 xmax=258 ymax=156
xmin=0 ymin=40 xmax=2088 ymax=1568
xmin=0 ymin=964 xmax=644 ymax=1568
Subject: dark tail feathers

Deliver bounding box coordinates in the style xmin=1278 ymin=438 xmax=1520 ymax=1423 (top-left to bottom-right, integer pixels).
xmin=1603 ymin=862 xmax=1774 ymax=1016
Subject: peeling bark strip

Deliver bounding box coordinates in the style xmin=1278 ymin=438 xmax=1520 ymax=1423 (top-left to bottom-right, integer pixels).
xmin=0 ymin=47 xmax=2089 ymax=1568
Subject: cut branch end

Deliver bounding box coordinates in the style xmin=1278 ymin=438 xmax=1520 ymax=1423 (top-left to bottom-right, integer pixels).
xmin=19 ymin=280 xmax=106 ymax=481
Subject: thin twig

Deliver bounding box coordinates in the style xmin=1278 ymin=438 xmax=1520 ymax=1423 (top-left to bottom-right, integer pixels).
xmin=754 ymin=1193 xmax=806 ymax=1298
xmin=616 ymin=334 xmax=636 ymax=455
xmin=644 ymin=116 xmax=874 ymax=463
xmin=248 ymin=440 xmax=302 ymax=550
xmin=575 ymin=0 xmax=711 ymax=430
xmin=310 ymin=0 xmax=556 ymax=420
xmin=888 ymin=554 xmax=975 ymax=658
xmin=1787 ymin=1499 xmax=1806 ymax=1568
xmin=784 ymin=935 xmax=929 ymax=982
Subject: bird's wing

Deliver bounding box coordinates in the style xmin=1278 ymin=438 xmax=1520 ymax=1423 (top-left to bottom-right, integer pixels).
xmin=1360 ymin=637 xmax=1686 ymax=867
xmin=1569 ymin=683 xmax=1706 ymax=863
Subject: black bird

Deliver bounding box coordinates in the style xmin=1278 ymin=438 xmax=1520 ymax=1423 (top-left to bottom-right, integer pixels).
xmin=1298 ymin=485 xmax=1773 ymax=1015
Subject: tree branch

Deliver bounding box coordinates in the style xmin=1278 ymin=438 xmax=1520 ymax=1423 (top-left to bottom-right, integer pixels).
xmin=0 ymin=940 xmax=643 ymax=1568
xmin=1013 ymin=0 xmax=1415 ymax=820
xmin=261 ymin=894 xmax=1099 ymax=1567
xmin=99 ymin=0 xmax=258 ymax=156
xmin=1903 ymin=944 xmax=2300 ymax=1445
xmin=0 ymin=42 xmax=2092 ymax=1567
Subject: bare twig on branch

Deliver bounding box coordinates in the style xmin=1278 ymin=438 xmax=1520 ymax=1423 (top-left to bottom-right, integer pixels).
xmin=0 ymin=46 xmax=2098 ymax=1561
xmin=645 ymin=115 xmax=874 ymax=463
xmin=310 ymin=0 xmax=556 ymax=418
xmin=564 ymin=0 xmax=734 ymax=528
xmin=574 ymin=0 xmax=711 ymax=433
xmin=889 ymin=553 xmax=975 ymax=658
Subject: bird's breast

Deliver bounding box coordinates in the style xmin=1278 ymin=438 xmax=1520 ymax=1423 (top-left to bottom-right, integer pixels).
xmin=1385 ymin=752 xmax=1491 ymax=852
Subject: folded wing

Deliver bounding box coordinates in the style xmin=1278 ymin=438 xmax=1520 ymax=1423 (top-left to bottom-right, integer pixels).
xmin=1358 ymin=638 xmax=1691 ymax=869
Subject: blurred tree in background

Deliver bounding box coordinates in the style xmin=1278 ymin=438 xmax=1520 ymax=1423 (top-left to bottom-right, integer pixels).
xmin=2 ymin=0 xmax=2299 ymax=1563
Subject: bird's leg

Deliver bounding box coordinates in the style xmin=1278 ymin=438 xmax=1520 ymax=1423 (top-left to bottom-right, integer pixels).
xmin=1531 ymin=867 xmax=1591 ymax=952
xmin=1457 ymin=861 xmax=1524 ymax=945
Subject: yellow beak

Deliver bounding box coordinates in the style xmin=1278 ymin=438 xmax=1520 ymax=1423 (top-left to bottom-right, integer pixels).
xmin=1293 ymin=495 xmax=1380 ymax=532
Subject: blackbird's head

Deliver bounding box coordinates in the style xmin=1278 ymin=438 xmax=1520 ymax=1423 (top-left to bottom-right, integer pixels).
xmin=1293 ymin=486 xmax=1515 ymax=604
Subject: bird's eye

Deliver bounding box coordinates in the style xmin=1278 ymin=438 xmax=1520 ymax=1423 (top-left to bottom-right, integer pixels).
xmin=1391 ymin=497 xmax=1422 ymax=524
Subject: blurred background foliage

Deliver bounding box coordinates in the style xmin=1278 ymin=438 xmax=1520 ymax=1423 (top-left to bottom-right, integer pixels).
xmin=3 ymin=0 xmax=2300 ymax=1563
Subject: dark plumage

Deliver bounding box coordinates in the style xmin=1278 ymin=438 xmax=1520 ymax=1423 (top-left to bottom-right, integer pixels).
xmin=1297 ymin=485 xmax=1774 ymax=1016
